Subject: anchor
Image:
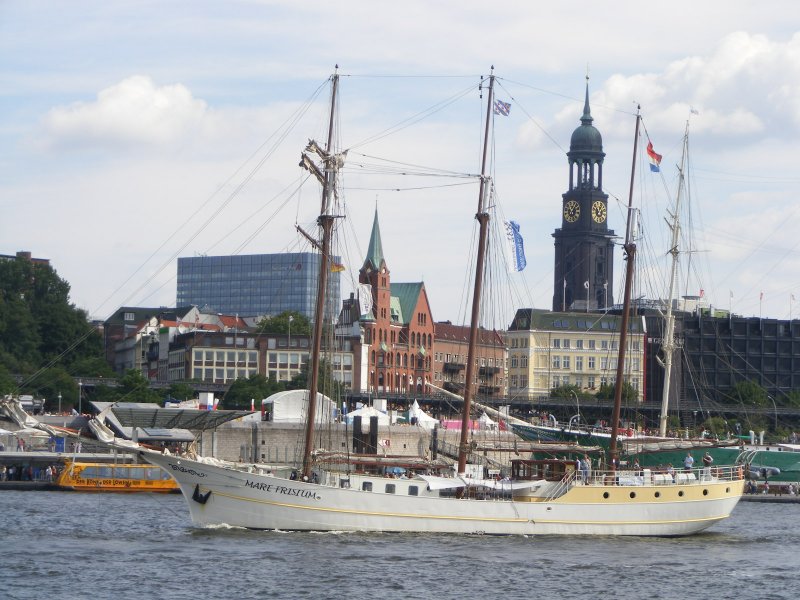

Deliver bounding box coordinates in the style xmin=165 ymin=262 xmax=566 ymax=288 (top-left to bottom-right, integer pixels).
xmin=192 ymin=484 xmax=212 ymax=504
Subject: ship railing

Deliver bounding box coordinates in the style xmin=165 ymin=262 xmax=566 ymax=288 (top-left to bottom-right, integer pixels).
xmin=581 ymin=465 xmax=744 ymax=487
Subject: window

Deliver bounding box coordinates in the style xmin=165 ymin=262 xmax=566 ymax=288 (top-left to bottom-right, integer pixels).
xmin=588 ymin=356 xmax=595 ymax=369
xmin=562 ymin=356 xmax=570 ymax=369
xmin=362 ymin=482 xmax=373 ymax=492
xmin=408 ymin=486 xmax=419 ymax=496
xmin=511 ymin=356 xmax=518 ymax=368
xmin=563 ymin=339 xmax=570 ymax=349
xmin=576 ymin=356 xmax=583 ymax=371
xmin=601 ymin=357 xmax=609 ymax=370
xmin=552 ymin=375 xmax=560 ymax=387
xmin=576 ymin=339 xmax=584 ymax=349
xmin=385 ymin=484 xmax=396 ymax=494
xmin=521 ymin=356 xmax=528 ymax=368
xmin=611 ymin=341 xmax=618 ymax=350
xmin=588 ymin=340 xmax=596 ymax=350
xmin=510 ymin=375 xmax=518 ymax=388
xmin=552 ymin=339 xmax=561 ymax=348
xmin=588 ymin=375 xmax=595 ymax=389
xmin=124 ymin=312 xmax=135 ymax=321
xmin=552 ymin=356 xmax=561 ymax=369
xmin=601 ymin=340 xmax=609 ymax=350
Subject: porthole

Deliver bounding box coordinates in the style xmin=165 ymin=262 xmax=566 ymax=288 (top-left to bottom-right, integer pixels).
xmin=678 ymin=490 xmax=684 ymax=497
xmin=726 ymin=487 xmax=731 ymax=493
xmin=629 ymin=492 xmax=636 ymax=499
xmin=603 ymin=492 xmax=610 ymax=499
xmin=654 ymin=491 xmax=661 ymax=498
xmin=703 ymin=489 xmax=709 ymax=496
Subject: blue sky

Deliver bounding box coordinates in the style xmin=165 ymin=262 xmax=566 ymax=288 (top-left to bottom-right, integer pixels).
xmin=2 ymin=1 xmax=800 ymax=326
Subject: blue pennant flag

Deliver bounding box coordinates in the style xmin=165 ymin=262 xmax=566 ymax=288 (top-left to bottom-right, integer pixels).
xmin=504 ymin=220 xmax=527 ymax=271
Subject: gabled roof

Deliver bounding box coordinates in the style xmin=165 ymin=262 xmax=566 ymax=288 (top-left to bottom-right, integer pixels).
xmin=390 ymin=282 xmax=424 ymax=325
xmin=434 ymin=321 xmax=504 ymax=346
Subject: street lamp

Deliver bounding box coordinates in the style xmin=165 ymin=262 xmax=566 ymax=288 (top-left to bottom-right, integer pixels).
xmin=78 ymin=380 xmax=82 ymax=415
xmin=767 ymin=395 xmax=778 ymax=431
xmin=570 ymin=389 xmax=582 ymax=429
xmin=288 ymin=315 xmax=294 ymax=377
xmin=58 ymin=392 xmax=62 ymax=415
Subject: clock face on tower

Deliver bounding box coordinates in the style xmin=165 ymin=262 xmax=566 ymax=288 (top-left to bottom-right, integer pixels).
xmin=591 ymin=201 xmax=607 ymax=223
xmin=563 ymin=200 xmax=580 ymax=223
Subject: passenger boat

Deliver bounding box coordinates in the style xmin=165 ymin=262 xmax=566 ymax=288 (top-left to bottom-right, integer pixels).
xmin=56 ymin=459 xmax=178 ymax=493
xmin=2 ymin=69 xmax=744 ymax=535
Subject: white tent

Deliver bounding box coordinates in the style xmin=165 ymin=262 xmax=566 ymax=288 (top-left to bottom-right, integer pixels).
xmin=409 ymin=400 xmax=439 ymax=430
xmin=259 ymin=390 xmax=337 ymax=424
xmin=345 ymin=405 xmax=390 ymax=426
xmin=478 ymin=412 xmax=497 ymax=430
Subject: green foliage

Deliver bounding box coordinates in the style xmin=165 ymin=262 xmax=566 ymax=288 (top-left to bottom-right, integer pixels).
xmin=701 ymin=416 xmax=729 ymax=438
xmin=784 ymin=391 xmax=800 ymax=408
xmin=727 ymin=380 xmax=768 ymax=407
xmin=594 ymin=382 xmax=637 ymax=402
xmin=117 ymin=369 xmax=161 ymax=403
xmin=0 ymin=258 xmax=105 ymax=389
xmin=256 ymin=311 xmax=311 ymax=335
xmin=286 ymin=357 xmax=342 ymax=400
xmin=167 ymin=382 xmax=197 ymax=402
xmin=549 ymin=384 xmax=582 ymax=399
xmin=0 ymin=364 xmax=16 ymax=394
xmin=222 ymin=374 xmax=284 ymax=410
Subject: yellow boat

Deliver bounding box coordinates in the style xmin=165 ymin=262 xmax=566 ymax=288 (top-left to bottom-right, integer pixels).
xmin=56 ymin=459 xmax=178 ymax=493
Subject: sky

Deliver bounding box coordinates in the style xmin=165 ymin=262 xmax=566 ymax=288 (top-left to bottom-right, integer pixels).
xmin=2 ymin=1 xmax=800 ymax=327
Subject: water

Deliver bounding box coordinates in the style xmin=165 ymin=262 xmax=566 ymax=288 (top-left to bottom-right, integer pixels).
xmin=1 ymin=491 xmax=798 ymax=600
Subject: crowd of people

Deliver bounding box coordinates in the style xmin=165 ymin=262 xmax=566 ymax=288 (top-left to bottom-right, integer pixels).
xmin=0 ymin=463 xmax=62 ymax=482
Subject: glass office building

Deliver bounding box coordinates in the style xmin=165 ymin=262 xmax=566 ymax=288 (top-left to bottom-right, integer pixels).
xmin=176 ymin=253 xmax=341 ymax=320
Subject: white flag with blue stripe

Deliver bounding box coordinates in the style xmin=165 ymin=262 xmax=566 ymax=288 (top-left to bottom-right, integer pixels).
xmin=504 ymin=220 xmax=527 ymax=272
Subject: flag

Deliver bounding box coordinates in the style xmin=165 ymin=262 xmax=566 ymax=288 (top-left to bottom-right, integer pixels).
xmin=646 ymin=141 xmax=662 ymax=172
xmin=493 ymin=99 xmax=511 ymax=117
xmin=690 ymin=107 xmax=700 ymax=115
xmin=584 ymin=281 xmax=590 ymax=289
xmin=358 ymin=283 xmax=374 ymax=317
xmin=504 ymin=220 xmax=527 ymax=271
xmin=700 ymin=289 xmax=705 ymax=298
xmin=331 ymin=262 xmax=345 ymax=272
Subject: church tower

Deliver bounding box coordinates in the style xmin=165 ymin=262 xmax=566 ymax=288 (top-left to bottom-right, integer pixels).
xmin=552 ymin=79 xmax=616 ymax=311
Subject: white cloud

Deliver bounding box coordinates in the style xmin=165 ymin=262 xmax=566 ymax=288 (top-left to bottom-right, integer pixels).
xmin=40 ymin=75 xmax=208 ymax=149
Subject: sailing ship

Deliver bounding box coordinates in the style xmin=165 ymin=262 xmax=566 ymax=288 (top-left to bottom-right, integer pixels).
xmin=2 ymin=69 xmax=744 ymax=535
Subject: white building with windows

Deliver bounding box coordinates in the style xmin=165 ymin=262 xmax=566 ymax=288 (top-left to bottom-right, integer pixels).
xmin=505 ymin=308 xmax=646 ymax=401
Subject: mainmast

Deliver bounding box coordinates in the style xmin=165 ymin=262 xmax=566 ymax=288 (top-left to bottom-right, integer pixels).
xmin=457 ymin=68 xmax=495 ymax=479
xmin=609 ymin=107 xmax=641 ymax=469
xmin=658 ymin=122 xmax=689 ymax=437
xmin=300 ymin=68 xmax=340 ymax=479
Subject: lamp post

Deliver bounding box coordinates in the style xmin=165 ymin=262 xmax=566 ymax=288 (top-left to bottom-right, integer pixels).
xmin=767 ymin=395 xmax=778 ymax=431
xmin=570 ymin=389 xmax=581 ymax=428
xmin=58 ymin=392 xmax=62 ymax=415
xmin=288 ymin=315 xmax=294 ymax=377
xmin=78 ymin=380 xmax=82 ymax=415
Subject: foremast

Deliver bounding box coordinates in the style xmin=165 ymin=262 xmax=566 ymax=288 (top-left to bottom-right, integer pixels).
xmin=609 ymin=107 xmax=641 ymax=469
xmin=301 ymin=68 xmax=340 ymax=479
xmin=457 ymin=69 xmax=495 ymax=481
xmin=658 ymin=121 xmax=690 ymax=437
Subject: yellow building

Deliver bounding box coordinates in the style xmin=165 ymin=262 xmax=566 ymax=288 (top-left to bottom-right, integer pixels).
xmin=505 ymin=309 xmax=645 ymax=401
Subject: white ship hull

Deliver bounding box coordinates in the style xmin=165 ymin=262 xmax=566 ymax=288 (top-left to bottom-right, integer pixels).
xmin=143 ymin=451 xmax=744 ymax=536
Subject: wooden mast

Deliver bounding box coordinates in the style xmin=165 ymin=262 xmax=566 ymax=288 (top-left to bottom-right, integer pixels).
xmin=457 ymin=68 xmax=495 ymax=480
xmin=301 ymin=68 xmax=339 ymax=479
xmin=609 ymin=106 xmax=640 ymax=470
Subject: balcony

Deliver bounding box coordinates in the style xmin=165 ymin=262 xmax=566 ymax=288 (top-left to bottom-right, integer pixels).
xmin=443 ymin=361 xmax=465 ymax=373
xmin=479 ymin=365 xmax=501 ymax=376
xmin=478 ymin=385 xmax=501 ymax=395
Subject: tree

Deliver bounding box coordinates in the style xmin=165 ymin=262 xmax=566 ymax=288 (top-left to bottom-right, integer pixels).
xmin=595 ymin=382 xmax=637 ymax=402
xmin=727 ymin=380 xmax=768 ymax=407
xmin=256 ymin=311 xmax=311 ymax=335
xmin=549 ymin=384 xmax=588 ymax=400
xmin=221 ymin=374 xmax=284 ymax=410
xmin=167 ymin=382 xmax=197 ymax=402
xmin=117 ymin=369 xmax=161 ymax=403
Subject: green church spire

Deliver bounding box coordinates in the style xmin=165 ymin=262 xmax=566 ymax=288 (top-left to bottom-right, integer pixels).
xmin=365 ymin=207 xmax=385 ymax=270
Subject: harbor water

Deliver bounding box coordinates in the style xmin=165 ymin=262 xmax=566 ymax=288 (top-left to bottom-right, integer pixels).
xmin=1 ymin=491 xmax=798 ymax=600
